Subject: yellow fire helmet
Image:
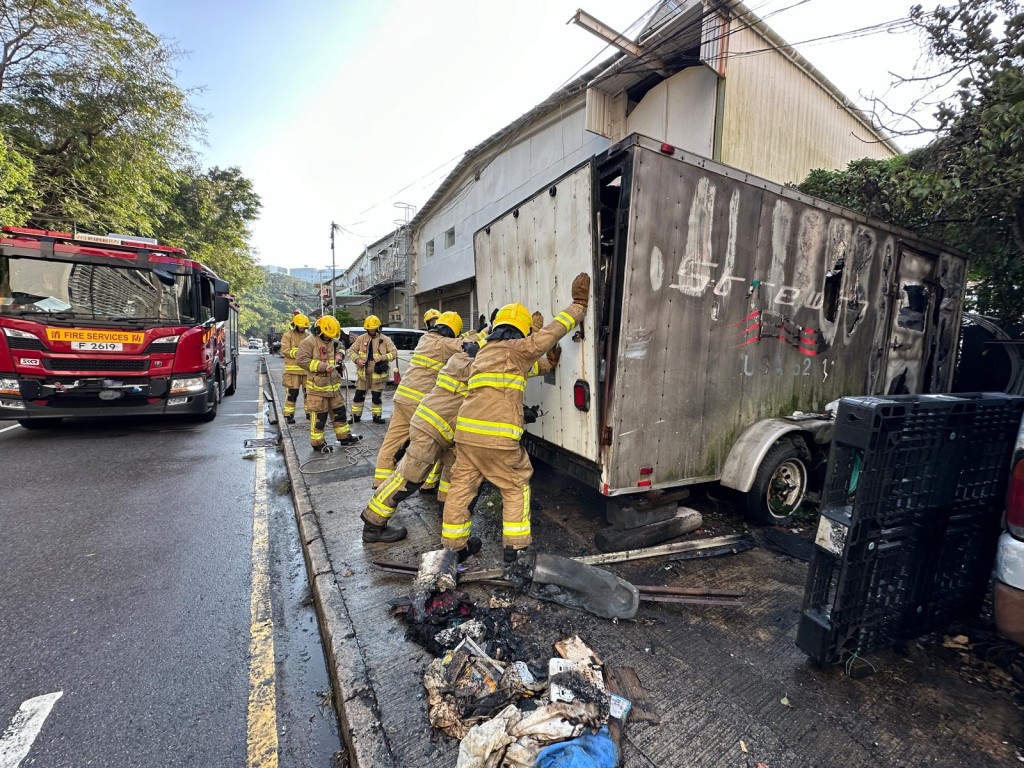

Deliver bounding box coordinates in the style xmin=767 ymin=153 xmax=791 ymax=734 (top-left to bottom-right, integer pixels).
xmin=492 ymin=302 xmax=532 ymax=338
xmin=363 ymin=314 xmax=382 ymax=331
xmin=423 ymin=308 xmax=441 ymax=327
xmin=292 ymin=313 xmax=311 ymax=330
xmin=315 ymin=315 xmax=341 ymax=340
xmin=436 ymin=311 xmax=463 ymax=337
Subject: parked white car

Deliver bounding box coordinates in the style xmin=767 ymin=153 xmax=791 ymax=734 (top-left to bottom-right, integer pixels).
xmin=340 ymin=327 xmax=424 ymax=386
xmin=995 ymin=421 xmax=1024 ymax=648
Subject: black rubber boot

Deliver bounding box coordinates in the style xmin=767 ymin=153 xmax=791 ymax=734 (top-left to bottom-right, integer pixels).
xmin=285 ymin=415 xmax=295 ymax=425
xmin=504 ymin=545 xmax=521 ymax=563
xmin=372 ymin=415 xmax=386 ymax=424
xmin=457 ymin=537 xmax=482 ymax=563
xmin=351 ymin=414 xmax=361 ymax=422
xmin=337 ymin=434 xmax=363 ymax=446
xmin=304 ymin=412 xmax=311 ymax=421
xmin=362 ymin=521 xmax=408 ymax=543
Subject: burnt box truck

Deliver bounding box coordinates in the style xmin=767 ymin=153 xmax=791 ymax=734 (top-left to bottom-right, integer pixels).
xmin=474 ymin=134 xmax=968 ymax=524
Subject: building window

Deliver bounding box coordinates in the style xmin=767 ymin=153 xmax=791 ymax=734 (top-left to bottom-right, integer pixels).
xmin=445 ymin=228 xmax=455 ymax=248
xmin=426 ymin=239 xmax=435 ymax=258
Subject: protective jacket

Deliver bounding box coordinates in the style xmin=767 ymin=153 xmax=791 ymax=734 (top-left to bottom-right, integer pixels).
xmin=395 ymin=332 xmax=467 ymax=407
xmin=296 ymin=334 xmax=344 ymax=398
xmin=410 ymin=350 xmax=474 ymax=448
xmin=350 ymin=332 xmax=397 ymax=388
xmin=455 ymin=304 xmax=584 ymax=450
xmin=281 ymin=329 xmax=308 ymax=374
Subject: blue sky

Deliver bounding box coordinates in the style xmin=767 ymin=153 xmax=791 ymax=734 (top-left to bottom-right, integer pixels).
xmin=131 ymin=1 xmax=939 ymax=273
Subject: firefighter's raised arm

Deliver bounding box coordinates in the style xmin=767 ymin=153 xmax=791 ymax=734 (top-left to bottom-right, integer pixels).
xmin=515 ymin=272 xmax=590 ymax=365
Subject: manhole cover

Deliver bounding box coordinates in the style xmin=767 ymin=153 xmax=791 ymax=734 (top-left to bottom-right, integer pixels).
xmin=244 ymin=437 xmax=280 ymax=448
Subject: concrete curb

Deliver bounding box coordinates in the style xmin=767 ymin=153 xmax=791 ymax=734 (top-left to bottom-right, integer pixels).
xmin=263 ymin=363 xmax=396 ymax=768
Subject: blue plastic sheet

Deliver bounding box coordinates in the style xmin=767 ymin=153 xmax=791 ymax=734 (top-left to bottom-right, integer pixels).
xmin=534 ymin=726 xmax=618 ymax=768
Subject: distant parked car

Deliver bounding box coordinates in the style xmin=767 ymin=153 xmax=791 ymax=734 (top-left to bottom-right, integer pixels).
xmin=341 ymin=326 xmax=425 ymax=386
xmin=247 ymin=338 xmax=263 ymax=350
xmin=995 ymin=419 xmax=1024 ymax=647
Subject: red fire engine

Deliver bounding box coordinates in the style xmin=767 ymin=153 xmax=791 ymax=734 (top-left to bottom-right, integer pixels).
xmin=0 ymin=226 xmax=239 ymax=428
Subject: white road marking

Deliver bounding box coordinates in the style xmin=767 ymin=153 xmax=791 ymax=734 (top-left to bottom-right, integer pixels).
xmin=0 ymin=692 xmax=63 ymax=768
xmin=0 ymin=424 xmax=21 ymax=434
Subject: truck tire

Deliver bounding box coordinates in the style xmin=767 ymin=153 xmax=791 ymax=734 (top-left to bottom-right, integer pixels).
xmin=17 ymin=418 xmax=63 ymax=430
xmin=224 ymin=359 xmax=238 ymax=396
xmin=197 ymin=371 xmax=221 ymax=423
xmin=745 ymin=438 xmax=809 ymax=525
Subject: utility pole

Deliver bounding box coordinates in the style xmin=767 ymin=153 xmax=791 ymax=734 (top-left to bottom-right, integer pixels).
xmin=330 ymin=222 xmax=340 ymax=318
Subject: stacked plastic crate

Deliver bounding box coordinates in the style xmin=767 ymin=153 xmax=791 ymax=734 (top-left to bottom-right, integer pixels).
xmin=797 ymin=393 xmax=1024 ymax=665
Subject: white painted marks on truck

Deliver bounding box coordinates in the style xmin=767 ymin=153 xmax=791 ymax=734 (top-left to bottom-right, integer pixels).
xmin=794 ymin=211 xmax=825 ymax=310
xmin=712 ymin=190 xmax=743 ymax=308
xmin=671 ymin=177 xmax=717 ymax=296
xmin=650 ymin=245 xmax=664 ymax=291
xmin=0 ymin=691 xmax=62 ymax=768
xmin=769 ymin=200 xmax=792 ymax=295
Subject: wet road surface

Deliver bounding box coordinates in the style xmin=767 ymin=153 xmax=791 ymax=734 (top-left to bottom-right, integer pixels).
xmin=0 ymin=352 xmax=342 ymax=767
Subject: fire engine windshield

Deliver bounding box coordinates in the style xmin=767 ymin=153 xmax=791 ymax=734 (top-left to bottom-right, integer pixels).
xmin=0 ymin=256 xmax=196 ymax=322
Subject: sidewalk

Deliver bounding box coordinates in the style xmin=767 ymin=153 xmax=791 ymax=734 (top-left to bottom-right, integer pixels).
xmin=263 ymin=354 xmax=1024 ymax=768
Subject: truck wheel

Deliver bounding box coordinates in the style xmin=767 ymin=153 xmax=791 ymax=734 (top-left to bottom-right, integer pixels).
xmin=224 ymin=359 xmax=238 ymax=396
xmin=197 ymin=372 xmax=221 ymax=422
xmin=17 ymin=418 xmax=63 ymax=430
xmin=745 ymin=438 xmax=809 ymax=525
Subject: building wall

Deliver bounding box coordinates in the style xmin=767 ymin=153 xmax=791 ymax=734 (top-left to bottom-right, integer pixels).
xmin=719 ymin=24 xmax=895 ymax=185
xmin=414 ymin=103 xmax=610 ymax=293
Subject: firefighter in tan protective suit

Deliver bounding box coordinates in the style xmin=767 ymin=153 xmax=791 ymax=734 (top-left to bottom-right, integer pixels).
xmin=350 ymin=315 xmax=398 ymax=424
xmin=441 ymin=273 xmax=590 ymax=561
xmin=372 ymin=311 xmax=466 ymax=488
xmin=281 ymin=313 xmax=312 ymax=424
xmin=296 ymin=316 xmax=362 ymax=453
xmin=361 ymin=311 xmax=563 ymax=546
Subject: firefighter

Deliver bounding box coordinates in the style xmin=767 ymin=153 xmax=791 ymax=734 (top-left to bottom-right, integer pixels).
xmin=350 ymin=315 xmax=398 ymax=424
xmin=296 ymin=315 xmax=362 ymax=453
xmin=441 ymin=273 xmax=590 ymax=562
xmin=423 ymin=308 xmax=441 ymax=330
xmin=373 ymin=310 xmax=466 ymax=488
xmin=362 ymin=314 xmax=564 ymax=545
xmin=281 ymin=312 xmax=312 ymax=424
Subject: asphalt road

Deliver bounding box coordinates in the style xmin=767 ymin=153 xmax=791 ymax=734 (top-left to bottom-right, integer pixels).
xmin=0 ymin=351 xmax=341 ymax=767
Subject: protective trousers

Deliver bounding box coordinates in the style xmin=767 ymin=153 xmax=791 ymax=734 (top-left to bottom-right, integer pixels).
xmin=421 ymin=460 xmax=442 ymax=492
xmin=282 ymin=372 xmax=309 ymax=418
xmin=307 ymin=393 xmax=353 ymax=449
xmin=441 ymin=444 xmax=533 ymax=551
xmin=373 ymin=399 xmax=417 ymax=487
xmin=362 ymin=437 xmax=453 ymax=526
xmin=352 ymin=383 xmax=383 ymax=420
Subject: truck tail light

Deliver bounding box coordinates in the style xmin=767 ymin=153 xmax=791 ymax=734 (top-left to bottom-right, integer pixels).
xmin=1007 ymin=458 xmax=1024 ymax=538
xmin=638 ymin=466 xmax=653 ymax=487
xmin=573 ymin=379 xmax=590 ymax=411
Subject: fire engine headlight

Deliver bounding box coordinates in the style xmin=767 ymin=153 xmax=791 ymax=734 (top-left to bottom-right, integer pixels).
xmin=2 ymin=327 xmax=40 ymax=340
xmin=170 ymin=375 xmax=206 ymax=394
xmin=0 ymin=377 xmax=20 ymax=396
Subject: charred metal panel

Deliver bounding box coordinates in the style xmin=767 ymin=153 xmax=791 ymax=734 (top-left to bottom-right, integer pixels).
xmin=474 ymin=164 xmax=600 ymax=463
xmin=603 ymin=143 xmax=965 ymax=491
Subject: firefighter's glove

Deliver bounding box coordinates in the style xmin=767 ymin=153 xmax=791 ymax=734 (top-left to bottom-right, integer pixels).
xmin=532 ymin=311 xmax=544 ymax=332
xmin=523 ymin=404 xmax=540 ymax=424
xmin=477 ymin=314 xmax=489 ymax=333
xmin=571 ymin=273 xmax=591 ymax=307
xmin=547 ymin=344 xmax=562 ymax=367
xmin=463 ymin=341 xmax=480 ymax=358
xmin=374 ymin=360 xmax=389 ymax=374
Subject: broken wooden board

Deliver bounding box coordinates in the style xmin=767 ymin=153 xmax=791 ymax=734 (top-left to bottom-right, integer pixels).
xmin=594 ymin=507 xmax=703 ymax=552
xmin=554 ymin=635 xmax=603 ymax=667
xmin=604 ymin=665 xmax=659 ymax=725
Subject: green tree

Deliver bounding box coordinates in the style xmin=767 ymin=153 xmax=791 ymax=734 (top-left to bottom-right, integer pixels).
xmin=798 ymin=0 xmax=1024 ymax=320
xmin=0 ymin=0 xmax=200 ymax=234
xmin=155 ymin=166 xmax=263 ymax=295
xmin=0 ymin=132 xmax=36 ymax=223
xmin=238 ymin=272 xmax=321 ymax=337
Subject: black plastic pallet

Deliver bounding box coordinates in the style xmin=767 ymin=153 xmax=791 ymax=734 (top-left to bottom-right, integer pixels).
xmin=797 ymin=392 xmax=1024 ymax=665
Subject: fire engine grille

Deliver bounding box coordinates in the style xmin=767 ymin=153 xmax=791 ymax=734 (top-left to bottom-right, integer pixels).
xmin=44 ymin=358 xmax=148 ymax=372
xmin=6 ymin=337 xmax=46 ymax=350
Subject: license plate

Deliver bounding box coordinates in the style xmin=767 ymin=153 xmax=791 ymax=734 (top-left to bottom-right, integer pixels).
xmin=71 ymin=341 xmax=123 ymax=352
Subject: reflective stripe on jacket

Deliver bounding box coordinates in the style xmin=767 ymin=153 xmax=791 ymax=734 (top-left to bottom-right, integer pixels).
xmin=281 ymin=329 xmax=308 ymax=373
xmin=410 ymin=351 xmax=474 ymax=447
xmin=454 ymin=302 xmax=584 ymax=450
xmin=394 ymin=332 xmax=466 ymax=406
xmin=295 ymin=334 xmax=343 ymax=397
